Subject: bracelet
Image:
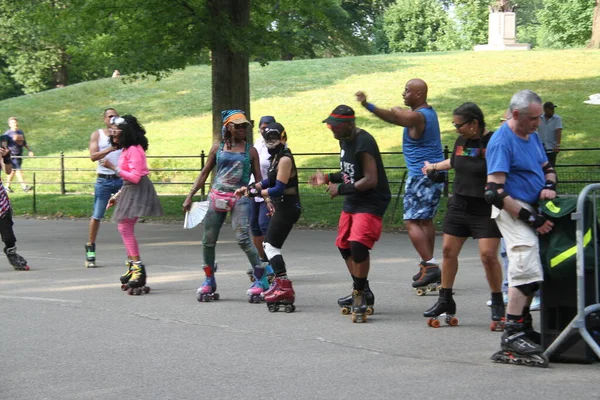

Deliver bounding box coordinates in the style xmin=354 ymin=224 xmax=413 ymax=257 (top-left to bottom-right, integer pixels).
xmin=366 ymin=102 xmax=376 ymax=113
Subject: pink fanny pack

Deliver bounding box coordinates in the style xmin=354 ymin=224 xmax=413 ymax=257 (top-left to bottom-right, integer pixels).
xmin=209 ymin=189 xmax=237 ymax=212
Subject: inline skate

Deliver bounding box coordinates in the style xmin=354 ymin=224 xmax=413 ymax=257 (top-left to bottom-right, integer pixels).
xmin=423 ymin=288 xmax=458 ymax=328
xmin=84 ymin=242 xmax=96 ymax=268
xmin=197 ymin=263 xmax=219 ymax=302
xmin=338 ymin=280 xmax=375 ymax=315
xmin=5 ymin=246 xmax=29 ymax=271
xmin=490 ymin=321 xmax=549 ymax=367
xmin=264 ymin=276 xmax=295 ymax=313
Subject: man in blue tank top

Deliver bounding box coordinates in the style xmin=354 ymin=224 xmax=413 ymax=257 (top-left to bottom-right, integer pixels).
xmin=356 ymin=79 xmax=444 ymax=289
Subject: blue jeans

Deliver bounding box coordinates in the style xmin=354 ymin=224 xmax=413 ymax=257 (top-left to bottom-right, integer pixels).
xmin=250 ymin=200 xmax=270 ymax=237
xmin=92 ymin=177 xmax=123 ymax=220
xmin=202 ymin=196 xmax=260 ymax=269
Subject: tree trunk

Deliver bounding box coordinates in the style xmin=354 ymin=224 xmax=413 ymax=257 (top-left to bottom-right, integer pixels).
xmin=208 ymin=0 xmax=251 ymax=145
xmin=588 ymin=1 xmax=600 ymax=49
xmin=54 ymin=47 xmax=69 ymax=88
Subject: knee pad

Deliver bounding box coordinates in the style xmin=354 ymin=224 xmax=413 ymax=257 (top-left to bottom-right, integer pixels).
xmin=338 ymin=247 xmax=352 ymax=260
xmin=515 ymin=282 xmax=540 ymax=297
xmin=350 ymin=241 xmax=370 ymax=263
xmin=263 ymin=242 xmax=281 ymax=260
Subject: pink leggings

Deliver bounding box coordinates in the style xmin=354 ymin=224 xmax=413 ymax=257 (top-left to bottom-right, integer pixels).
xmin=117 ymin=217 xmax=139 ymax=257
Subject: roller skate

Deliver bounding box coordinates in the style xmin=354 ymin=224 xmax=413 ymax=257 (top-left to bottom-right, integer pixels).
xmin=490 ymin=301 xmax=506 ymax=332
xmin=197 ymin=263 xmax=219 ymax=302
xmin=412 ymin=261 xmax=426 ymax=281
xmin=350 ymin=290 xmax=368 ymax=323
xmin=119 ymin=260 xmax=133 ymax=289
xmin=247 ymin=261 xmax=274 ymax=283
xmin=84 ymin=242 xmax=96 ymax=268
xmin=490 ymin=321 xmax=549 ymax=368
xmin=412 ymin=263 xmax=441 ymax=296
xmin=338 ymin=280 xmax=375 ymax=315
xmin=423 ymin=288 xmax=458 ymax=328
xmin=125 ymin=261 xmax=151 ymax=296
xmin=247 ymin=265 xmax=270 ymax=303
xmin=264 ymin=276 xmax=295 ymax=313
xmin=4 ymin=246 xmax=29 ymax=271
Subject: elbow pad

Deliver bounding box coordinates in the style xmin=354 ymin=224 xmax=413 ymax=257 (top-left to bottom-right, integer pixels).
xmin=267 ymin=180 xmax=285 ymax=197
xmin=484 ymin=182 xmax=508 ymax=209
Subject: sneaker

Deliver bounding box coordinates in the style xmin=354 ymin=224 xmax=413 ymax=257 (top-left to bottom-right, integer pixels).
xmin=22 ymin=185 xmax=32 ymax=192
xmin=487 ymin=293 xmax=509 ymax=307
xmin=6 ymin=187 xmax=13 ymax=193
xmin=530 ymin=295 xmax=541 ymax=311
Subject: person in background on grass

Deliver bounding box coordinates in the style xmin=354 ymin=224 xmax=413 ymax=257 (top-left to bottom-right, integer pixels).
xmin=183 ymin=110 xmax=264 ymax=302
xmin=421 ymin=102 xmax=504 ymax=329
xmin=102 ymin=115 xmax=163 ymax=292
xmin=311 ymin=105 xmax=390 ymax=322
xmin=537 ymin=102 xmax=562 ymax=167
xmin=3 ymin=117 xmax=34 ymax=193
xmin=84 ymin=108 xmax=123 ymax=268
xmin=0 ymin=140 xmax=29 ymax=270
xmin=486 ymin=90 xmax=556 ymax=366
xmin=356 ymin=80 xmax=444 ymax=291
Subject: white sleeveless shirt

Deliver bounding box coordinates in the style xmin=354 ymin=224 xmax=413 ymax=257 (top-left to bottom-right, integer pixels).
xmin=96 ymin=129 xmax=122 ymax=175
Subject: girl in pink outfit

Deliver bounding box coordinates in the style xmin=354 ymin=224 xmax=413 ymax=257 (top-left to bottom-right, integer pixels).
xmin=101 ymin=115 xmax=163 ymax=293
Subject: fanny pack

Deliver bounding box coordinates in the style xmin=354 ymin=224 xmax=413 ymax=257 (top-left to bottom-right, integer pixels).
xmin=209 ymin=189 xmax=237 ymax=212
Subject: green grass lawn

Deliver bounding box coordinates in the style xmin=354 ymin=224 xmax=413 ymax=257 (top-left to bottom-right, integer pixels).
xmin=2 ymin=49 xmax=599 ymax=227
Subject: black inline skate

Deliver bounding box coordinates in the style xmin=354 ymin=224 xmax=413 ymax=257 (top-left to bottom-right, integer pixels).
xmin=5 ymin=246 xmax=29 ymax=271
xmin=84 ymin=242 xmax=96 ymax=268
xmin=338 ymin=280 xmax=375 ymax=315
xmin=423 ymin=288 xmax=458 ymax=328
xmin=491 ymin=321 xmax=549 ymax=367
xmin=412 ymin=263 xmax=441 ymax=296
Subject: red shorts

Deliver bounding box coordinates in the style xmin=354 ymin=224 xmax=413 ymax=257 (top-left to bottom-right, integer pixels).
xmin=335 ymin=212 xmax=383 ymax=250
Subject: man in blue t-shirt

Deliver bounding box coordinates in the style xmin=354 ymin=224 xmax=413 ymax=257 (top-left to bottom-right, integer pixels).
xmin=485 ymin=90 xmax=557 ymax=366
xmin=2 ymin=117 xmax=34 ymax=193
xmin=356 ymin=79 xmax=444 ymax=290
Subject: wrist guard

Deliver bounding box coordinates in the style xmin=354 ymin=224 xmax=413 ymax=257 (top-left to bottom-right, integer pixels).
xmin=247 ymin=183 xmax=260 ymax=198
xmin=337 ymin=183 xmax=357 ymax=195
xmin=543 ymin=180 xmax=556 ymax=192
xmin=518 ymin=208 xmax=546 ymax=229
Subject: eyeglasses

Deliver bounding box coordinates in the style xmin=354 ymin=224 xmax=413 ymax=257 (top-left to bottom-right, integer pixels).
xmin=452 ymin=121 xmax=469 ymax=130
xmin=233 ymin=123 xmax=248 ymax=129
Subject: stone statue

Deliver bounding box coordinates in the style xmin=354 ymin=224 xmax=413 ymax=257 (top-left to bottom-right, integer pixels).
xmin=491 ymin=0 xmax=517 ymax=12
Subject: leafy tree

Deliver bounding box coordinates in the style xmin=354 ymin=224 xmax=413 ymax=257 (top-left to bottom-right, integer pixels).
xmin=537 ymin=0 xmax=595 ymax=48
xmin=383 ymin=0 xmax=452 ymax=52
xmin=452 ymin=0 xmax=491 ymax=49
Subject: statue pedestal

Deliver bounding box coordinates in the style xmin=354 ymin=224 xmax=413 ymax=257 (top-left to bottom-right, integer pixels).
xmin=474 ymin=12 xmax=530 ymax=51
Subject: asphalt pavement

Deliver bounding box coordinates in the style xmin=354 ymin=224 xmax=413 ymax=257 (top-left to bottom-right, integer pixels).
xmin=1 ymin=218 xmax=598 ymax=400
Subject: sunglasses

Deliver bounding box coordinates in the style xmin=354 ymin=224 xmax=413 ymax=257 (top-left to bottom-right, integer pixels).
xmin=233 ymin=123 xmax=248 ymax=129
xmin=452 ymin=121 xmax=469 ymax=129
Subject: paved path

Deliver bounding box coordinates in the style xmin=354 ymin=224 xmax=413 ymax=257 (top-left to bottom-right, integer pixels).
xmin=1 ymin=219 xmax=598 ymax=400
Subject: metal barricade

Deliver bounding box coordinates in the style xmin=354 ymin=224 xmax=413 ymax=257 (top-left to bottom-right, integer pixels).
xmin=543 ymin=183 xmax=600 ymax=360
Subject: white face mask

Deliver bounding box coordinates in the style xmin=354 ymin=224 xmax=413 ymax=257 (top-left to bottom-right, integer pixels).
xmin=265 ymin=139 xmax=281 ymax=149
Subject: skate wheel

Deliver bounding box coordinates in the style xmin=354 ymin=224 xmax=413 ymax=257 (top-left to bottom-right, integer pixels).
xmin=366 ymin=307 xmax=374 ymax=316
xmin=143 ymin=287 xmax=150 ymax=294
xmin=341 ymin=307 xmax=350 ymax=315
xmin=430 ymin=319 xmax=441 ymax=328
xmin=284 ymin=304 xmax=295 ymax=313
xmin=361 ymin=313 xmax=367 ymax=323
xmin=351 ymin=314 xmax=358 ymax=323
xmin=268 ymin=304 xmax=276 ymax=313
xmin=127 ymin=288 xmax=134 ymax=296
xmin=416 ymin=289 xmax=425 ymax=296
xmin=213 ymin=293 xmax=220 ymax=301
xmin=249 ymin=276 xmax=256 ymax=282
xmin=197 ymin=294 xmax=205 ymax=302
xmin=446 ymin=317 xmax=458 ymax=326
xmin=273 ymin=304 xmax=280 ymax=312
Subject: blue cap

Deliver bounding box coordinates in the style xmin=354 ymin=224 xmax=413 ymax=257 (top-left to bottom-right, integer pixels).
xmin=259 ymin=116 xmax=276 ymax=126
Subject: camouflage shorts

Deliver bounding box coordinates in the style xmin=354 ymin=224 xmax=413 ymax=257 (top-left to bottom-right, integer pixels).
xmin=403 ymin=175 xmax=443 ymax=220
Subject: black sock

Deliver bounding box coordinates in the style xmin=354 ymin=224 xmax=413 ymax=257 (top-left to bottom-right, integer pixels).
xmin=491 ymin=292 xmax=503 ymax=305
xmin=354 ymin=277 xmax=367 ymax=291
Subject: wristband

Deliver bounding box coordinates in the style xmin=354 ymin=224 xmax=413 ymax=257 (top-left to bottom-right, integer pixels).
xmin=518 ymin=208 xmax=546 ymax=229
xmin=337 ymin=183 xmax=357 ymax=195
xmin=543 ymin=180 xmax=556 ymax=191
xmin=366 ymin=103 xmax=376 ymax=113
xmin=325 ymin=173 xmax=330 ymax=184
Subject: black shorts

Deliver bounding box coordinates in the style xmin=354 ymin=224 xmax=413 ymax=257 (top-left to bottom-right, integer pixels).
xmin=442 ymin=195 xmax=501 ymax=239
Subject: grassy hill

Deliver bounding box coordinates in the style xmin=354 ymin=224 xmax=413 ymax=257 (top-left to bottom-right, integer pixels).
xmin=1 ymin=49 xmax=599 ymax=225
